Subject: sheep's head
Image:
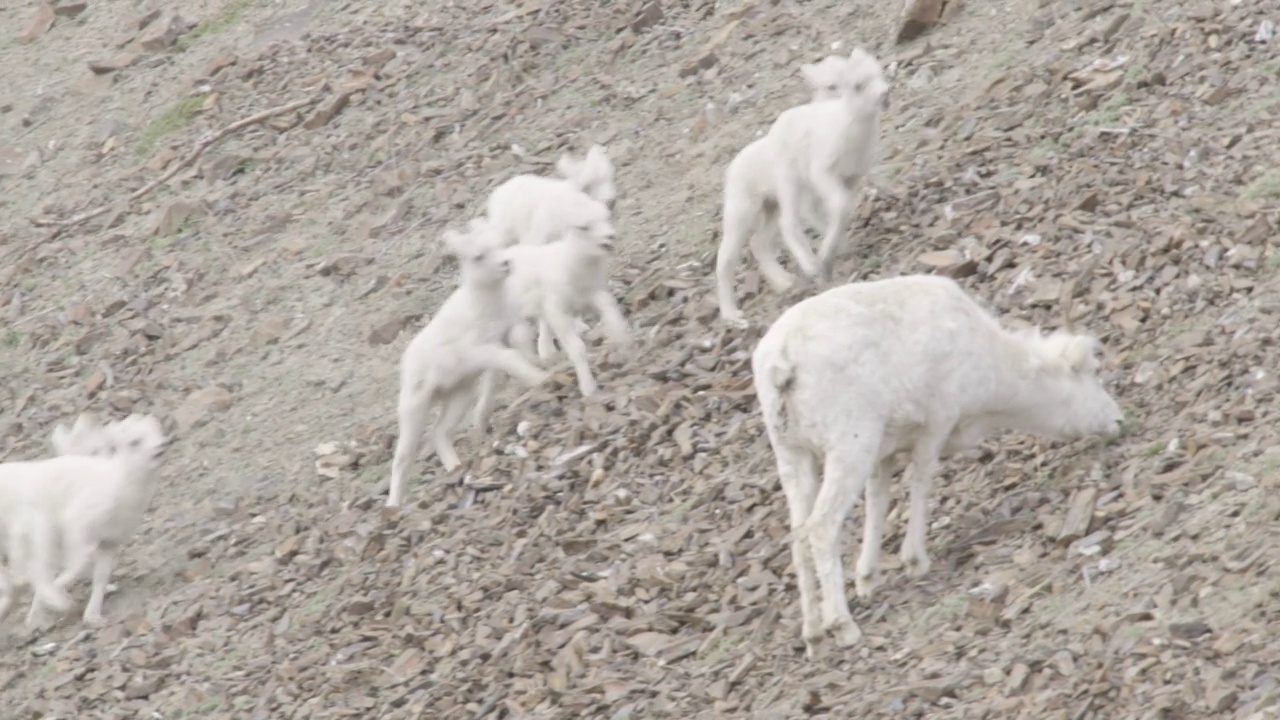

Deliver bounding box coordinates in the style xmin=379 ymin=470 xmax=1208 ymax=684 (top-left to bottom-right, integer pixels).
xmin=108 ymin=413 xmax=168 ymax=464
xmin=803 ymin=47 xmax=889 ymax=117
xmin=561 ymin=197 xmax=616 ymax=254
xmin=51 ymin=413 xmax=115 ymax=458
xmin=1026 ymin=330 xmax=1125 ymax=441
xmin=557 ymin=145 xmax=617 ymax=209
xmin=443 ymin=219 xmax=513 ymax=287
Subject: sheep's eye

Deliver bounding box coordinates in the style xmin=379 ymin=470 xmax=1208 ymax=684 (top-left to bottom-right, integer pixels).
xmin=129 ymin=439 xmax=142 ymax=449
xmin=854 ymin=82 xmax=867 ymax=93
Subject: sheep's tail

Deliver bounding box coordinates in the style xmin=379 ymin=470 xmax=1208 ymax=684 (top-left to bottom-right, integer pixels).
xmin=758 ymin=338 xmax=799 ymax=441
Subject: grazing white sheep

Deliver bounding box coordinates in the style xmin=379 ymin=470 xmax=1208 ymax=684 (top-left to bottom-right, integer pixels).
xmin=716 ymin=48 xmax=890 ymax=328
xmin=1 ymin=413 xmax=169 ymax=628
xmin=486 ymin=144 xmax=618 ymax=247
xmin=751 ymin=274 xmax=1125 ymax=656
xmin=387 ymin=220 xmax=550 ymax=508
xmin=471 ymin=204 xmax=632 ymax=432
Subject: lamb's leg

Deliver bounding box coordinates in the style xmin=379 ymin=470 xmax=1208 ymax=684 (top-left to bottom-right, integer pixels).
xmin=854 ymin=458 xmax=896 ymax=600
xmin=543 ymin=306 xmax=598 ymax=397
xmin=430 ymin=390 xmax=470 ymax=473
xmin=24 ymin=518 xmax=74 ymax=628
xmin=900 ymin=431 xmax=948 ymax=578
xmin=0 ymin=564 xmax=13 ymax=622
xmin=804 ymin=438 xmax=880 ymax=649
xmin=772 ymin=171 xmax=821 ymax=278
xmin=82 ymin=549 xmax=115 ymax=626
xmin=470 ymin=370 xmax=504 ymax=440
xmin=748 ymin=215 xmax=798 ymax=293
xmin=771 ymin=436 xmax=824 ymax=658
xmin=715 ymin=197 xmax=758 ymax=329
xmin=387 ymin=384 xmax=432 ymax=508
xmin=590 ymin=290 xmax=633 ymax=354
xmin=810 ymin=169 xmax=854 ymax=284
xmin=536 ymin=319 xmax=558 ymax=362
xmin=472 ymin=344 xmax=549 ymax=388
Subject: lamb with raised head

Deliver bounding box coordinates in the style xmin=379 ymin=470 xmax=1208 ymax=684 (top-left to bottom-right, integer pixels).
xmin=751 ymin=274 xmax=1124 ymax=657
xmin=0 ymin=413 xmax=169 ymax=628
xmin=716 ymin=48 xmax=889 ymax=328
xmin=470 ymin=202 xmax=632 ymax=433
xmin=386 ymin=220 xmax=550 ymax=508
xmin=1 ymin=413 xmax=120 ymax=600
xmin=485 ymin=144 xmax=617 ymax=247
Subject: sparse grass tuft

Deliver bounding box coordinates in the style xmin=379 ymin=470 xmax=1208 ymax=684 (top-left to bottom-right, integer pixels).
xmin=136 ymin=94 xmax=208 ymax=158
xmin=176 ymin=0 xmax=251 ymax=51
xmin=1242 ymin=170 xmax=1280 ymax=201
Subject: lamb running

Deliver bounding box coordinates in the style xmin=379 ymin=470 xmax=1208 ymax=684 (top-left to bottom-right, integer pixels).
xmin=486 ymin=144 xmax=617 ymax=247
xmin=386 ymin=219 xmax=550 ymax=508
xmin=469 ymin=201 xmax=632 ymax=435
xmin=1 ymin=413 xmax=120 ymax=601
xmin=751 ymin=274 xmax=1124 ymax=657
xmin=716 ymin=48 xmax=889 ymax=328
xmin=0 ymin=413 xmax=169 ymax=628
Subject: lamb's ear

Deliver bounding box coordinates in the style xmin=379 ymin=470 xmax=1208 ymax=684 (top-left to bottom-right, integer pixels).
xmin=556 ymin=153 xmax=583 ymax=180
xmin=1059 ymin=334 xmax=1102 ymax=374
xmin=800 ymin=62 xmax=826 ymax=88
xmin=72 ymin=412 xmax=101 ymax=435
xmin=50 ymin=423 xmax=73 ymax=455
xmin=441 ymin=228 xmax=468 ymax=256
xmin=585 ymin=145 xmax=610 ymax=169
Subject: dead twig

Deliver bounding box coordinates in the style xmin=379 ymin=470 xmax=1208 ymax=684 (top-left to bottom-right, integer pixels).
xmin=31 ymin=94 xmax=324 ymax=238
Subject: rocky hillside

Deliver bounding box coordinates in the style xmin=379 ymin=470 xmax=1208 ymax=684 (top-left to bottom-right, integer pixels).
xmin=1 ymin=0 xmax=1278 ymax=718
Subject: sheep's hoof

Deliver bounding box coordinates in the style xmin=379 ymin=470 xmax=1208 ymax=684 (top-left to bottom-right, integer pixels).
xmin=722 ymin=314 xmax=750 ymax=330
xmin=900 ymin=549 xmax=932 ymax=578
xmin=854 ymin=568 xmax=881 ymax=600
xmin=83 ymin=610 xmax=105 ymax=627
xmin=826 ymin=617 xmax=863 ymax=648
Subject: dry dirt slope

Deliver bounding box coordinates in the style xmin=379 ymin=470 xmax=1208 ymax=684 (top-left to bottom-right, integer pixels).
xmin=1 ymin=0 xmax=1280 ymax=717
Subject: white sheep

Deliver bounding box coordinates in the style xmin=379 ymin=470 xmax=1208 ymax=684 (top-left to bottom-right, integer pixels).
xmin=1 ymin=413 xmax=169 ymax=628
xmin=387 ymin=220 xmax=550 ymax=508
xmin=751 ymin=274 xmax=1124 ymax=656
xmin=470 ymin=207 xmax=632 ymax=432
xmin=486 ymin=144 xmax=617 ymax=247
xmin=716 ymin=48 xmax=889 ymax=328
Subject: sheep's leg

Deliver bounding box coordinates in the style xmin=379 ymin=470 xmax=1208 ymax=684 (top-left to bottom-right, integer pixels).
xmin=772 ymin=438 xmax=824 ymax=658
xmin=472 ymin=344 xmax=549 ymax=388
xmin=810 ymin=170 xmax=853 ymax=284
xmin=24 ymin=517 xmax=74 ymax=628
xmin=715 ymin=197 xmax=758 ymax=329
xmin=805 ymin=440 xmax=880 ymax=649
xmin=430 ymin=391 xmax=471 ymax=473
xmin=773 ymin=172 xmax=821 ymax=278
xmin=0 ymin=564 xmax=13 ymax=622
xmin=748 ymin=217 xmax=798 ymax=294
xmin=387 ymin=385 xmax=432 ymax=508
xmin=470 ymin=370 xmax=503 ymax=440
xmin=854 ymin=458 xmax=896 ymax=600
xmin=590 ymin=290 xmax=633 ymax=354
xmin=81 ymin=548 xmax=115 ymax=626
xmin=536 ymin=319 xmax=558 ymax=362
xmin=543 ymin=306 xmax=598 ymax=397
xmin=900 ymin=431 xmax=948 ymax=578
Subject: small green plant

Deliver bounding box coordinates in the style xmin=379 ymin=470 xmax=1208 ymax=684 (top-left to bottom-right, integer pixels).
xmin=1143 ymin=441 xmax=1163 ymax=457
xmin=176 ymin=0 xmax=251 ymax=51
xmin=1242 ymin=170 xmax=1280 ymax=201
xmin=136 ymin=94 xmax=208 ymax=158
xmin=3 ymin=329 xmax=20 ymax=347
xmin=1090 ymin=92 xmax=1132 ymax=126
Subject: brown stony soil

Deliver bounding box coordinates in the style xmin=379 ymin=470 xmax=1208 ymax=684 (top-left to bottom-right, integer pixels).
xmin=2 ymin=0 xmax=1280 ymax=717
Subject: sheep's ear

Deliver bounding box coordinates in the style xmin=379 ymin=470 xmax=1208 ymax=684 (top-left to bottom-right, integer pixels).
xmin=72 ymin=412 xmax=101 ymax=435
xmin=51 ymin=424 xmax=73 ymax=454
xmin=1062 ymin=335 xmax=1102 ymax=374
xmin=800 ymin=62 xmax=825 ymax=88
xmin=441 ymin=228 xmax=468 ymax=256
xmin=556 ymin=153 xmax=582 ymax=179
xmin=586 ymin=145 xmax=610 ymax=167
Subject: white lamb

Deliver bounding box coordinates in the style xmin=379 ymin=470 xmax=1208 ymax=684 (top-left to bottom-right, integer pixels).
xmin=716 ymin=48 xmax=889 ymax=329
xmin=387 ymin=220 xmax=550 ymax=508
xmin=751 ymin=274 xmax=1124 ymax=657
xmin=0 ymin=413 xmax=120 ymax=598
xmin=486 ymin=144 xmax=618 ymax=247
xmin=470 ymin=205 xmax=632 ymax=433
xmin=0 ymin=413 xmax=168 ymax=628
